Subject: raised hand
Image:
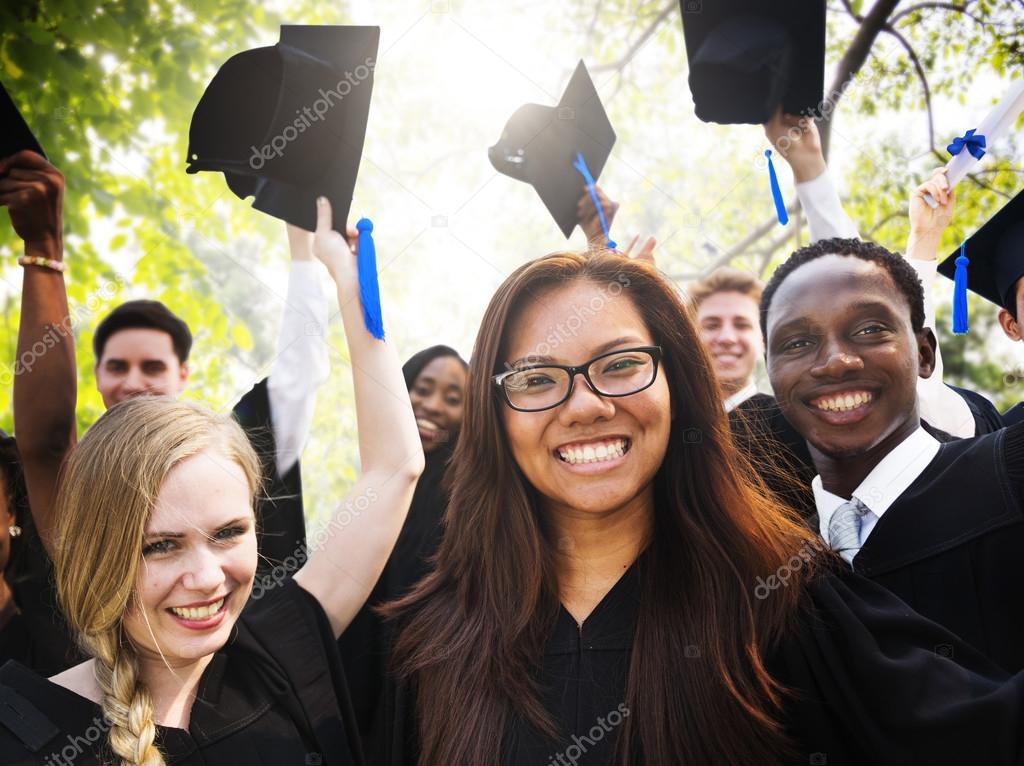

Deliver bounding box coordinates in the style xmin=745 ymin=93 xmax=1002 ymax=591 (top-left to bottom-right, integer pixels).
xmin=763 ymin=108 xmax=826 ymax=184
xmin=620 ymin=234 xmax=657 ymax=266
xmin=577 ymin=183 xmax=619 ymax=247
xmin=0 ymin=150 xmax=64 ymax=253
xmin=908 ymin=168 xmax=954 ymax=253
xmin=312 ymin=196 xmax=359 ymax=296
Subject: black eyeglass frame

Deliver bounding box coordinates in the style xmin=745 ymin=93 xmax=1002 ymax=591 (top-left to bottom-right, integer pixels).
xmin=492 ymin=345 xmax=664 ymax=413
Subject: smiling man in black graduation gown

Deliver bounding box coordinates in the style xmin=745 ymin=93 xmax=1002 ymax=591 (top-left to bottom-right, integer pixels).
xmin=763 ymin=236 xmax=1024 ymax=673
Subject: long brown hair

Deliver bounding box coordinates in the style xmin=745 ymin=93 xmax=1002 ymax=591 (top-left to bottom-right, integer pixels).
xmin=386 ymin=251 xmax=823 ymax=764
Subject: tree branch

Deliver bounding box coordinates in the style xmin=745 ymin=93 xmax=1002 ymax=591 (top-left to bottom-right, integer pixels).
xmin=889 ymin=1 xmax=987 ymax=25
xmin=820 ymin=0 xmax=903 ymax=157
xmin=590 ymin=1 xmax=676 ymax=75
xmin=881 ymin=24 xmax=935 ymax=151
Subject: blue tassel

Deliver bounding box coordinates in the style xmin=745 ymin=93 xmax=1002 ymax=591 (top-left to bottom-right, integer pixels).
xmin=765 ymin=150 xmax=789 ymax=226
xmin=952 ymin=240 xmax=969 ymax=335
xmin=572 ymin=152 xmax=616 ymax=249
xmin=356 ymin=218 xmax=385 ymax=340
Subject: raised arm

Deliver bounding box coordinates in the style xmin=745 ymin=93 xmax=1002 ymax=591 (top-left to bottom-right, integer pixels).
xmin=266 ymin=224 xmax=330 ymax=478
xmin=293 ymin=198 xmax=424 ymax=637
xmin=763 ymin=108 xmax=859 ymax=242
xmin=1 ymin=151 xmax=75 ymax=556
xmin=905 ymin=168 xmax=977 ymax=438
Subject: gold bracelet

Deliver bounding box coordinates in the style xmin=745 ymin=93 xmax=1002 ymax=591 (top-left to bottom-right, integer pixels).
xmin=17 ymin=255 xmax=66 ymax=273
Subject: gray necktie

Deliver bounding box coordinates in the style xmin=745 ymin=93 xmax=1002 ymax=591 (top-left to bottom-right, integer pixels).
xmin=827 ymin=497 xmax=871 ymax=565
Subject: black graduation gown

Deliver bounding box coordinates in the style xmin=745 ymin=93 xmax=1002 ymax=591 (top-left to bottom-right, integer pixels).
xmin=947 ymin=383 xmax=1004 ymax=434
xmin=232 ymin=378 xmax=307 ymax=570
xmin=850 ymin=419 xmax=1024 ymax=673
xmin=0 ymin=538 xmax=80 ymax=677
xmin=0 ymin=579 xmax=364 ymax=765
xmin=338 ymin=444 xmax=453 ymax=762
xmin=382 ymin=559 xmax=1024 ymax=765
xmin=1003 ymin=402 xmax=1024 ymax=427
xmin=728 ymin=393 xmax=817 ymax=518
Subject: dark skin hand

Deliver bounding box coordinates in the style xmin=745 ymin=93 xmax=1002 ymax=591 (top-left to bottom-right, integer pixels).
xmin=2 ymin=150 xmax=76 ymax=555
xmin=765 ymin=255 xmax=936 ymax=499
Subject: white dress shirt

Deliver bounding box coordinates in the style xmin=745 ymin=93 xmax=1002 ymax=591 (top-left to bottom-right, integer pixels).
xmin=723 ymin=381 xmax=759 ymax=413
xmin=812 ymin=426 xmax=941 ymax=551
xmin=266 ymin=260 xmax=331 ymax=478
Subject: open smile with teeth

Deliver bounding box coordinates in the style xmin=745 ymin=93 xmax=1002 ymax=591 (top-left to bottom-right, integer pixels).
xmin=810 ymin=391 xmax=874 ymax=413
xmin=557 ymin=438 xmax=631 ymax=465
xmin=169 ymin=597 xmax=225 ymax=621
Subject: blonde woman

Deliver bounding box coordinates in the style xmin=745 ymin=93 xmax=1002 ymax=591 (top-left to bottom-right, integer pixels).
xmin=0 ymin=197 xmax=424 ymax=765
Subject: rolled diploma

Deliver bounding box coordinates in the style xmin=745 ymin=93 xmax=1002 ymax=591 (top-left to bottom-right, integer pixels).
xmin=924 ymin=78 xmax=1024 ymax=208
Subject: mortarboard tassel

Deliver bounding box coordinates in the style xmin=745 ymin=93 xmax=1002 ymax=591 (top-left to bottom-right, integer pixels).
xmin=572 ymin=151 xmax=616 ymax=249
xmin=356 ymin=218 xmax=385 ymax=340
xmin=952 ymin=240 xmax=970 ymax=335
xmin=765 ymin=150 xmax=789 ymax=226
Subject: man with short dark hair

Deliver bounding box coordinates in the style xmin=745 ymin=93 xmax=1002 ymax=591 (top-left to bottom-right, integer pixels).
xmin=91 ymin=299 xmax=193 ymax=406
xmin=763 ymin=235 xmax=1024 ymax=672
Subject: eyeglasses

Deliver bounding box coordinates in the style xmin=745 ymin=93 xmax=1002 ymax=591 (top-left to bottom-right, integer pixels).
xmin=493 ymin=346 xmax=663 ymax=413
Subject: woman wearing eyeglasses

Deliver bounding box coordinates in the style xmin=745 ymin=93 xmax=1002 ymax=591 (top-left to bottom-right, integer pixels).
xmin=380 ymin=250 xmax=1024 ymax=765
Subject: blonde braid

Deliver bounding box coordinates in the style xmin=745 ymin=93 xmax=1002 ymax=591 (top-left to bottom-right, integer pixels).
xmin=86 ymin=632 xmax=164 ymax=766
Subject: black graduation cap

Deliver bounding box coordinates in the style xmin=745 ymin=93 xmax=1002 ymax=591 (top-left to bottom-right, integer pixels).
xmin=938 ymin=188 xmax=1024 ymax=324
xmin=1 ymin=80 xmax=46 ymax=160
xmin=680 ymin=0 xmax=826 ymax=125
xmin=488 ymin=60 xmax=616 ymax=238
xmin=186 ymin=25 xmax=379 ymax=233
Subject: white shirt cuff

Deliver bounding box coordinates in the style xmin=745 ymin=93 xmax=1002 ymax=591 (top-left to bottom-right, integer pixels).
xmin=794 ymin=170 xmax=860 ymax=242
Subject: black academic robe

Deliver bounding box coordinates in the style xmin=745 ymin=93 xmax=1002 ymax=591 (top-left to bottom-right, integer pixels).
xmin=0 ymin=532 xmax=80 ymax=677
xmin=382 ymin=556 xmax=1024 ymax=765
xmin=728 ymin=393 xmax=817 ymax=518
xmin=850 ymin=419 xmax=1024 ymax=673
xmin=0 ymin=580 xmax=364 ymax=765
xmin=339 ymin=444 xmax=453 ymax=763
xmin=231 ymin=378 xmax=307 ymax=569
xmin=1003 ymin=402 xmax=1024 ymax=427
xmin=947 ymin=383 xmax=1004 ymax=434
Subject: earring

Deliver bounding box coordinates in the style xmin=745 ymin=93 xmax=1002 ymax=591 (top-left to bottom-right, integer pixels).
xmin=8 ymin=525 xmax=21 ymax=538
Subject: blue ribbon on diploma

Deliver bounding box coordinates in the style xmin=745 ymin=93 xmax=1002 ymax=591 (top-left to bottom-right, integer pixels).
xmin=573 ymin=151 xmax=616 ymax=249
xmin=947 ymin=129 xmax=987 ymax=160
